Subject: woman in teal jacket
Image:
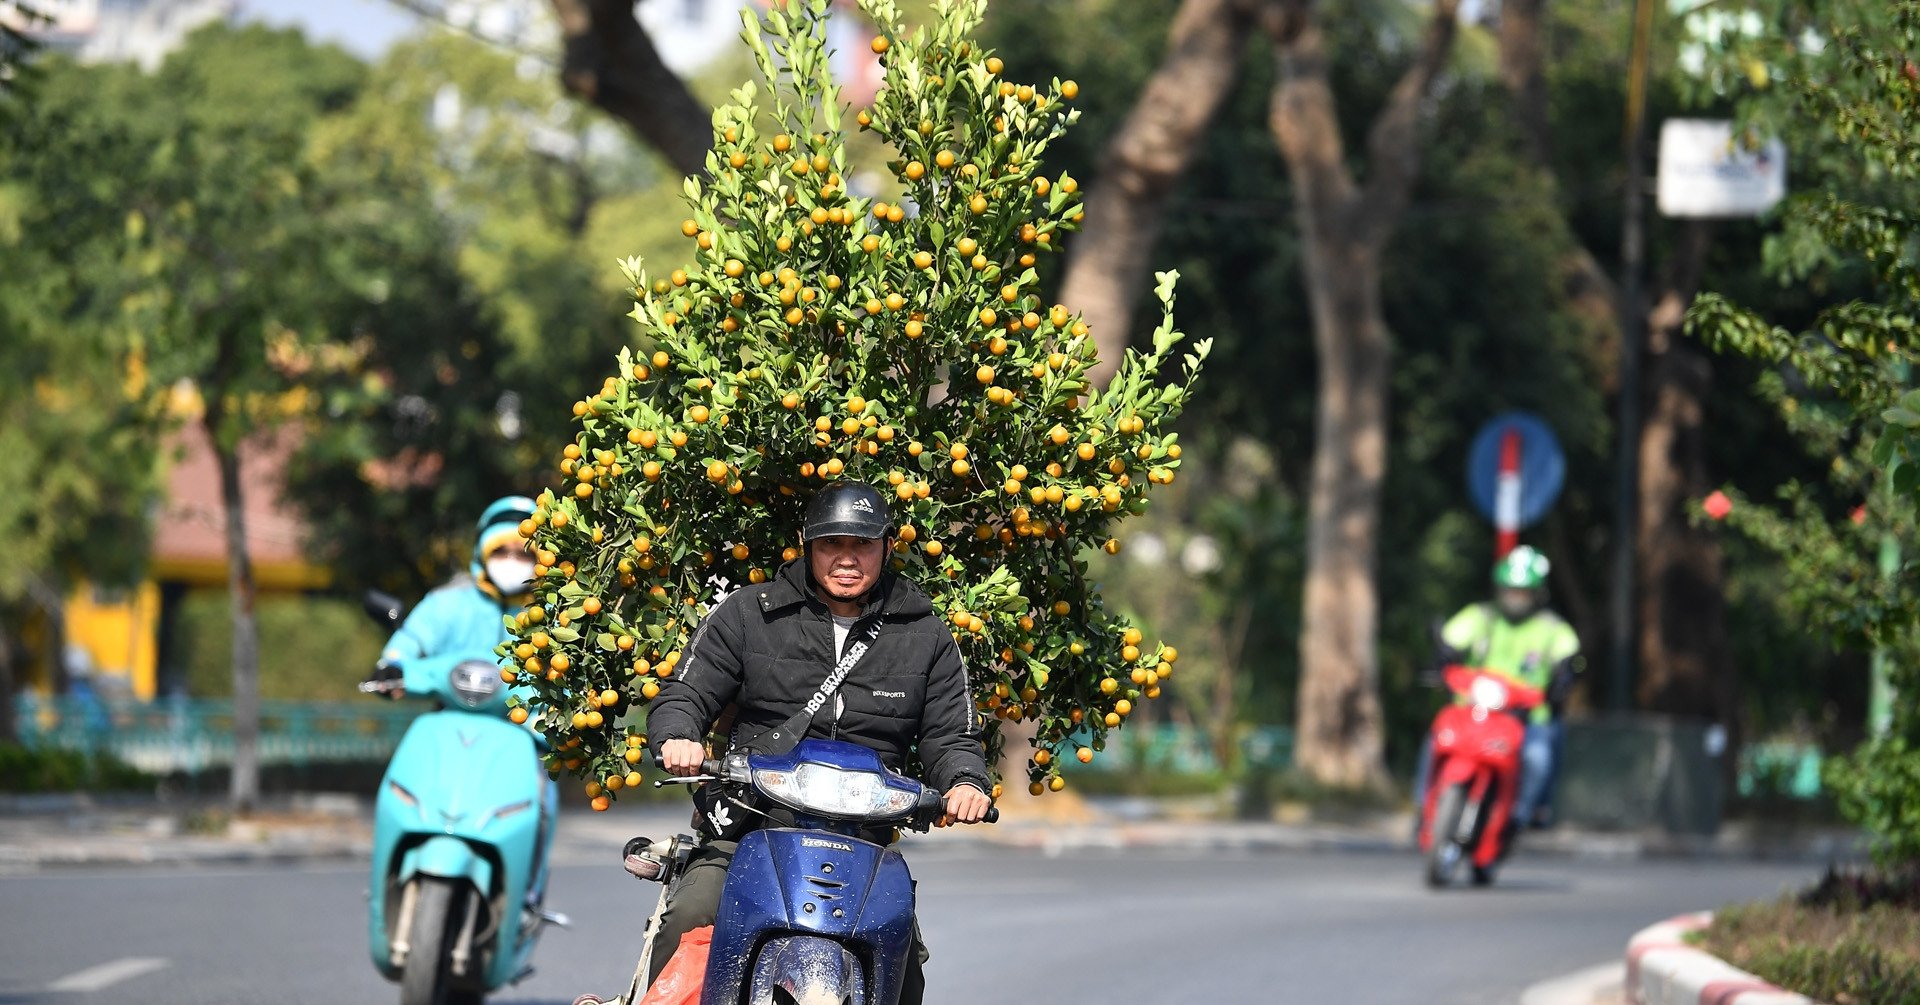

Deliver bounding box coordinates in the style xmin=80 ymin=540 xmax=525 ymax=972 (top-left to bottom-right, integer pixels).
xmin=376 ymin=496 xmax=538 ymax=684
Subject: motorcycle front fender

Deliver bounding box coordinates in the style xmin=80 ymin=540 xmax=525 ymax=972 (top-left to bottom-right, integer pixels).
xmin=402 ymin=834 xmax=495 ymax=892
xmin=745 ymin=936 xmax=866 ymax=1005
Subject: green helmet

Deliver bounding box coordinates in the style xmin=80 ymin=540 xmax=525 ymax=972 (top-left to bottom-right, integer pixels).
xmin=1493 ymin=545 xmax=1550 ymax=589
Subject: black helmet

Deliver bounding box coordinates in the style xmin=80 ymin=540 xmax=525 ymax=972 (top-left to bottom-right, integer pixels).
xmin=803 ymin=481 xmax=894 ymax=541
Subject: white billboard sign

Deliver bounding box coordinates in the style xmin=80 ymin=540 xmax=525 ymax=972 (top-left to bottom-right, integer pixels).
xmin=1657 ymin=119 xmax=1786 ymax=218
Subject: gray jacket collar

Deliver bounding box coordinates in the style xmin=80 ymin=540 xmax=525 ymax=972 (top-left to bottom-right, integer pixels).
xmin=755 ymin=558 xmax=933 ymax=620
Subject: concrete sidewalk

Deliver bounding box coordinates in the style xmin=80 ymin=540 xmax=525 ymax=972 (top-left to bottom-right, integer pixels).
xmin=0 ymin=791 xmax=1865 ymax=873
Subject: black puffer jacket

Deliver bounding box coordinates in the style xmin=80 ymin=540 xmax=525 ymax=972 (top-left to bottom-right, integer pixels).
xmin=645 ymin=559 xmax=989 ymax=796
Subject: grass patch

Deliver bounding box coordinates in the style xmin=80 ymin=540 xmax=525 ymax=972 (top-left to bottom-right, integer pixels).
xmin=1699 ymin=868 xmax=1920 ymax=1005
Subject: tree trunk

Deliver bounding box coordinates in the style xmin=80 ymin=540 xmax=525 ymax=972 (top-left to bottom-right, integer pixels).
xmin=23 ymin=575 xmax=68 ymax=697
xmin=548 ymin=0 xmax=711 ymax=178
xmin=1265 ymin=0 xmax=1459 ymax=789
xmin=1497 ymin=0 xmax=1550 ymax=166
xmin=206 ymin=407 xmax=263 ymax=813
xmin=1058 ymin=0 xmax=1263 ymax=388
xmin=1207 ymin=596 xmax=1255 ymax=769
xmin=1292 ymin=238 xmax=1393 ymax=788
xmin=0 ymin=620 xmax=17 ymax=745
xmin=1634 ymin=222 xmax=1732 ymax=725
xmin=1493 ymin=0 xmax=1625 ymax=393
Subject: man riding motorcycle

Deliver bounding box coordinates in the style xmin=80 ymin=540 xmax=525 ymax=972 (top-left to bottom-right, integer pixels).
xmin=372 ymin=495 xmax=538 ymax=693
xmin=645 ymin=481 xmax=992 ymax=1004
xmin=1415 ymin=545 xmax=1581 ymax=836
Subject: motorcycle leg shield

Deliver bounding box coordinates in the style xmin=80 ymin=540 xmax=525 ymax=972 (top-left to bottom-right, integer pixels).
xmin=704 ymin=829 xmax=915 ymax=1005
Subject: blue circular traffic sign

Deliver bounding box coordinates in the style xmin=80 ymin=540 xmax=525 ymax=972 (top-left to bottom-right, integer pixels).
xmin=1467 ymin=412 xmax=1565 ymax=528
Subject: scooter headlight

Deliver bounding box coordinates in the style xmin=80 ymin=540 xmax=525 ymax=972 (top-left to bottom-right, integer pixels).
xmin=1469 ymin=676 xmax=1510 ymax=711
xmin=448 ymin=660 xmax=504 ymax=709
xmin=753 ymin=763 xmax=921 ymax=820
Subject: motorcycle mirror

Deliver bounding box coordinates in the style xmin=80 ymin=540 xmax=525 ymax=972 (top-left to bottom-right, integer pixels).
xmin=362 ymin=590 xmax=405 ymax=628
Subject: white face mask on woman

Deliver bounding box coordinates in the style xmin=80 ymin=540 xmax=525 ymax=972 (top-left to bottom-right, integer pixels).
xmin=485 ymin=555 xmax=535 ymax=596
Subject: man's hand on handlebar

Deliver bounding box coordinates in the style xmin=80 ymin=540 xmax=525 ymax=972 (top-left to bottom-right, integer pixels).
xmin=659 ymin=738 xmax=708 ymax=776
xmin=943 ymin=783 xmax=991 ymax=824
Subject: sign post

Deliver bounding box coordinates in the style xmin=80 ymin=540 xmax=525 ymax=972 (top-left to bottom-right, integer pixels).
xmin=1494 ymin=429 xmax=1523 ymax=558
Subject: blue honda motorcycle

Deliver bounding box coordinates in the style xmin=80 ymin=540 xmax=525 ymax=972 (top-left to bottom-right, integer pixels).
xmin=612 ymin=739 xmax=995 ymax=1005
xmin=360 ymin=592 xmax=565 ymax=1005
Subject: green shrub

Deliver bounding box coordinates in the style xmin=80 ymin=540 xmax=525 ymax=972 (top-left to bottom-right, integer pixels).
xmin=1828 ymin=739 xmax=1920 ymax=867
xmin=0 ymin=743 xmax=151 ymax=793
xmin=173 ymin=590 xmax=387 ymax=700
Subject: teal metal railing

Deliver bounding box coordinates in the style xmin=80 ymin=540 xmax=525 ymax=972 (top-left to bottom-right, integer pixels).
xmin=1736 ymin=740 xmax=1825 ymax=800
xmin=14 ymin=697 xmax=1289 ymax=780
xmin=13 ymin=696 xmax=423 ymax=775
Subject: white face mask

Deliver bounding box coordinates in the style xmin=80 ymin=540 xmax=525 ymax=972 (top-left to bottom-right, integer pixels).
xmin=485 ymin=555 xmax=534 ymax=595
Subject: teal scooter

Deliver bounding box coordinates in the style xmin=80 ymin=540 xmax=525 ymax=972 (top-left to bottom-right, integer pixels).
xmin=360 ymin=591 xmax=566 ymax=1005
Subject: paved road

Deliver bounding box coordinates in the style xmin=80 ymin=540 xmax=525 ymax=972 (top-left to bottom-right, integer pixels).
xmin=0 ymin=842 xmax=1811 ymax=1004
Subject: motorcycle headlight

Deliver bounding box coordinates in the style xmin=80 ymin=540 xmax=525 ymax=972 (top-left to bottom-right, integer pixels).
xmin=753 ymin=762 xmax=921 ymax=820
xmin=1469 ymin=676 xmax=1510 ymax=711
xmin=449 ymin=660 xmax=504 ymax=709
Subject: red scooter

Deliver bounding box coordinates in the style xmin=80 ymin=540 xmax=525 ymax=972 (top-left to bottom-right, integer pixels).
xmin=1417 ymin=666 xmax=1544 ymax=888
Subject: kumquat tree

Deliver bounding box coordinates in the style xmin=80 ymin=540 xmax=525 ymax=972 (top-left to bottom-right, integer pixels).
xmin=504 ymin=0 xmax=1210 ymax=809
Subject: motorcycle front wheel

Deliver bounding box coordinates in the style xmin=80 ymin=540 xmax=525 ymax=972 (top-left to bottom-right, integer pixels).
xmin=1424 ymin=784 xmax=1468 ymax=889
xmin=401 ymin=878 xmax=483 ymax=1005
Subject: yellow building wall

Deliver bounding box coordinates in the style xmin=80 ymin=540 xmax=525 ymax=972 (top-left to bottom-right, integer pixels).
xmin=57 ymin=560 xmax=328 ymax=701
xmin=65 ymin=581 xmax=162 ymax=700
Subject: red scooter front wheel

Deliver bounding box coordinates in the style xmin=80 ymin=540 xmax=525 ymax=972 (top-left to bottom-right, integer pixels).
xmin=1424 ymin=784 xmax=1470 ymax=888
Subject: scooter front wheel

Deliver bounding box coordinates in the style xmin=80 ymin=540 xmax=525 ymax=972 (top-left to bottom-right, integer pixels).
xmin=401 ymin=878 xmax=482 ymax=1005
xmin=1424 ymin=784 xmax=1468 ymax=889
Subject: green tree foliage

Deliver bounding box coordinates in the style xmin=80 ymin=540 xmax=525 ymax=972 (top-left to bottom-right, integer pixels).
xmin=1689 ymin=0 xmax=1920 ymax=864
xmin=509 ymin=0 xmax=1208 ymax=804
xmin=0 ymin=133 xmax=161 ymax=606
xmin=279 ymin=31 xmax=677 ymax=594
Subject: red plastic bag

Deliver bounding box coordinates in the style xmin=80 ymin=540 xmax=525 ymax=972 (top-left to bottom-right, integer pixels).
xmin=636 ymin=926 xmax=712 ymax=1005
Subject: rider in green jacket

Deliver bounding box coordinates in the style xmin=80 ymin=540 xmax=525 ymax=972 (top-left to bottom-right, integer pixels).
xmin=1415 ymin=546 xmax=1582 ymax=832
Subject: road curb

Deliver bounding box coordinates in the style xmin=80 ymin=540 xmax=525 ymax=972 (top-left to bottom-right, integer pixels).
xmin=0 ymin=837 xmax=372 ymax=873
xmin=906 ymin=819 xmax=1856 ymax=864
xmin=0 ymin=800 xmax=1863 ymax=870
xmin=1625 ymin=913 xmax=1821 ymax=1005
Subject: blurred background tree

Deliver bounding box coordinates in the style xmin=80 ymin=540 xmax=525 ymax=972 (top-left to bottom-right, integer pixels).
xmin=0 ymin=0 xmax=1889 ymax=810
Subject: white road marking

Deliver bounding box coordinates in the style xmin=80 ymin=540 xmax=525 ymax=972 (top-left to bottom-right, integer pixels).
xmin=1519 ymin=961 xmax=1622 ymax=1005
xmin=47 ymin=957 xmax=170 ymax=993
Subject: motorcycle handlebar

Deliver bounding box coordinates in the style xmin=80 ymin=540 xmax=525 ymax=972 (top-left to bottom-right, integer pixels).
xmin=648 ymin=745 xmax=999 ymax=826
